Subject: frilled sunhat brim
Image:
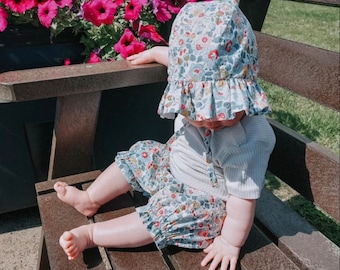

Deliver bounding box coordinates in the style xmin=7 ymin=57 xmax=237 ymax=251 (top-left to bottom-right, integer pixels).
xmin=157 ymin=78 xmax=271 ymax=120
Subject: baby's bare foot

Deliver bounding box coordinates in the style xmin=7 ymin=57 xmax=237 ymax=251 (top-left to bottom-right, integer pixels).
xmin=54 ymin=181 xmax=100 ymax=216
xmin=59 ymin=227 xmax=93 ymax=260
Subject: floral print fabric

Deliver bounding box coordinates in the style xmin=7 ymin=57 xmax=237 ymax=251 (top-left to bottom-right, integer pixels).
xmin=115 ymin=138 xmax=226 ymax=249
xmin=158 ymin=0 xmax=271 ymax=121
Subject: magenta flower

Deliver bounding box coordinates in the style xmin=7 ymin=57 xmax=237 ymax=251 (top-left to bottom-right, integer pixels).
xmin=54 ymin=0 xmax=72 ymax=8
xmin=82 ymin=0 xmax=117 ymax=26
xmin=114 ymin=28 xmax=146 ymax=59
xmin=0 ymin=7 xmax=8 ymax=32
xmin=38 ymin=0 xmax=58 ymax=28
xmin=139 ymin=24 xmax=165 ymax=43
xmin=125 ymin=0 xmax=147 ymax=21
xmin=88 ymin=52 xmax=102 ymax=63
xmin=4 ymin=0 xmax=35 ymax=13
xmin=152 ymin=0 xmax=171 ymax=22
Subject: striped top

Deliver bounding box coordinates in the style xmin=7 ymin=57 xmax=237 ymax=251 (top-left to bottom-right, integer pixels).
xmin=170 ymin=115 xmax=276 ymax=200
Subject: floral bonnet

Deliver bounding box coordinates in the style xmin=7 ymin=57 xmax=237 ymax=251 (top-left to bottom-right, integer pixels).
xmin=157 ymin=0 xmax=271 ymax=121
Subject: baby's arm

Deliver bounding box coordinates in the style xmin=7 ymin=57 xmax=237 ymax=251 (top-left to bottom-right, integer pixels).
xmin=201 ymin=195 xmax=256 ymax=270
xmin=127 ymin=46 xmax=169 ymax=66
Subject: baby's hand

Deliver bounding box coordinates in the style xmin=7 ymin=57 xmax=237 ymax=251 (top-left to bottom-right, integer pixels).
xmin=201 ymin=236 xmax=240 ymax=270
xmin=127 ymin=49 xmax=155 ymax=65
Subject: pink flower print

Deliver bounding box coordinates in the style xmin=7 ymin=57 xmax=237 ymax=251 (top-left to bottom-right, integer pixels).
xmin=217 ymin=113 xmax=225 ymax=120
xmin=202 ymin=36 xmax=208 ymax=43
xmin=125 ymin=0 xmax=146 ymax=21
xmin=196 ymin=44 xmax=203 ymax=50
xmin=157 ymin=208 xmax=164 ymax=217
xmin=171 ymin=193 xmax=177 ymax=199
xmin=114 ymin=28 xmax=146 ymax=59
xmin=154 ymin=221 xmax=160 ymax=227
xmin=135 ymin=169 xmax=142 ymax=178
xmin=0 ymin=7 xmax=8 ymax=32
xmin=147 ymin=163 xmax=152 ymax=169
xmin=82 ymin=0 xmax=116 ymax=26
xmin=142 ymin=151 xmax=148 ymax=158
xmin=198 ymin=230 xmax=209 ymax=237
xmin=38 ymin=0 xmax=58 ymax=28
xmin=208 ymin=49 xmax=218 ymax=60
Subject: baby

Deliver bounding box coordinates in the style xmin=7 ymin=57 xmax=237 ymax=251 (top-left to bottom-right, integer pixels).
xmin=54 ymin=1 xmax=276 ymax=269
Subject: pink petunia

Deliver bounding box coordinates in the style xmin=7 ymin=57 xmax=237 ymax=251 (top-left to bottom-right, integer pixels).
xmin=64 ymin=58 xmax=71 ymax=65
xmin=38 ymin=0 xmax=58 ymax=28
xmin=54 ymin=0 xmax=72 ymax=8
xmin=139 ymin=24 xmax=165 ymax=43
xmin=124 ymin=0 xmax=147 ymax=21
xmin=114 ymin=28 xmax=146 ymax=59
xmin=152 ymin=0 xmax=171 ymax=22
xmin=4 ymin=0 xmax=35 ymax=13
xmin=82 ymin=0 xmax=117 ymax=26
xmin=88 ymin=52 xmax=102 ymax=63
xmin=0 ymin=7 xmax=8 ymax=32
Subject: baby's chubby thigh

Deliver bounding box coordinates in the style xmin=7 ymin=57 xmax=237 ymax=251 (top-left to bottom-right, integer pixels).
xmin=136 ymin=183 xmax=227 ymax=249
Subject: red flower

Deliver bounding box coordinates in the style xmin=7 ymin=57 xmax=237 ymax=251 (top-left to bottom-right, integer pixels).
xmin=139 ymin=24 xmax=165 ymax=43
xmin=82 ymin=0 xmax=117 ymax=26
xmin=125 ymin=0 xmax=147 ymax=21
xmin=88 ymin=52 xmax=102 ymax=63
xmin=38 ymin=0 xmax=58 ymax=28
xmin=114 ymin=28 xmax=146 ymax=59
xmin=226 ymin=40 xmax=232 ymax=52
xmin=4 ymin=0 xmax=35 ymax=13
xmin=0 ymin=7 xmax=8 ymax=32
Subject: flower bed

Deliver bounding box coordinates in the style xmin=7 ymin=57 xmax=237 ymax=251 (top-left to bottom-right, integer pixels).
xmin=0 ymin=0 xmax=189 ymax=63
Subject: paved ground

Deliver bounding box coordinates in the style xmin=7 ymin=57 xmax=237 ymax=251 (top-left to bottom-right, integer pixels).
xmin=0 ymin=207 xmax=41 ymax=270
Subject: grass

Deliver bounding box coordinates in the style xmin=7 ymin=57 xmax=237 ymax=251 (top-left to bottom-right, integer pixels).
xmin=259 ymin=0 xmax=340 ymax=246
xmin=261 ymin=0 xmax=340 ymax=52
xmin=260 ymin=0 xmax=340 ymax=155
xmin=261 ymin=80 xmax=340 ymax=154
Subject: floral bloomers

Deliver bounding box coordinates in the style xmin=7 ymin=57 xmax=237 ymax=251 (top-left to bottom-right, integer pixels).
xmin=115 ymin=137 xmax=226 ymax=249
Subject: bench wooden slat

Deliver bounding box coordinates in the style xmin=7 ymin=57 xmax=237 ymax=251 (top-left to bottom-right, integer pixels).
xmin=267 ymin=119 xmax=340 ymax=222
xmin=241 ymin=225 xmax=299 ymax=270
xmin=0 ymin=61 xmax=167 ymax=102
xmin=37 ymin=192 xmax=106 ymax=270
xmin=35 ymin=170 xmax=102 ymax=195
xmin=256 ymin=32 xmax=340 ymax=111
xmin=256 ymin=188 xmax=340 ymax=270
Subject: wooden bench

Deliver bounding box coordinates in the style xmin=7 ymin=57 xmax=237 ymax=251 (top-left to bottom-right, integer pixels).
xmin=1 ymin=11 xmax=339 ymax=270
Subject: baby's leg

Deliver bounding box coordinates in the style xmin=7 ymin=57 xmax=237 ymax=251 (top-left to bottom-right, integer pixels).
xmin=59 ymin=211 xmax=153 ymax=260
xmin=54 ymin=162 xmax=131 ymax=216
